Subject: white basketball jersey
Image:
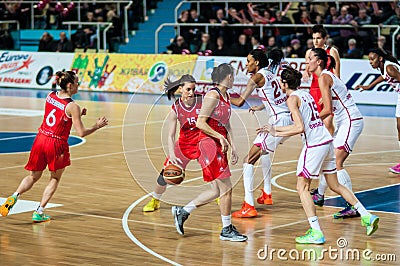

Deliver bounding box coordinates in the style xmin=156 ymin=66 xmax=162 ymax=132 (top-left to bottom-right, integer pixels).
xmin=291 ymin=89 xmax=332 ymax=147
xmin=256 ymin=68 xmax=289 ymax=118
xmin=321 ymin=70 xmax=362 ymax=122
xmin=383 ymin=61 xmax=400 ymax=93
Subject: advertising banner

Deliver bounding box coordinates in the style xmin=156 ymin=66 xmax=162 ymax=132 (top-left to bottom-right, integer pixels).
xmin=193 ymin=56 xmax=396 ymax=106
xmin=0 ymin=51 xmax=74 ymax=89
xmin=72 ymin=53 xmax=197 ymax=93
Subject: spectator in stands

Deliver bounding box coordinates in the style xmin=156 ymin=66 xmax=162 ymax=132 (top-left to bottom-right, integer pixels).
xmin=293 ymin=3 xmax=310 ymax=25
xmin=106 ymin=10 xmax=123 ymax=52
xmin=306 ymin=38 xmax=314 ymax=51
xmin=177 ymin=10 xmax=191 ymax=45
xmin=230 ymin=34 xmax=252 ymax=57
xmin=295 ymin=9 xmax=313 ymax=43
xmin=343 ymin=38 xmax=363 ymax=59
xmin=288 ymin=39 xmax=305 ymax=58
xmin=377 ymin=35 xmax=388 ymax=51
xmin=0 ymin=29 xmax=13 ymax=49
xmin=247 ymin=3 xmax=276 ymax=25
xmin=380 ymin=4 xmax=400 ymax=58
xmin=350 ymin=8 xmax=373 ymax=54
xmin=250 ymin=35 xmax=262 ymax=50
xmin=196 ymin=33 xmax=216 ymax=54
xmin=166 ymin=35 xmax=189 ymax=54
xmin=52 ymin=31 xmax=74 ymax=52
xmin=264 ymin=36 xmax=278 ymax=54
xmin=38 ymin=32 xmax=54 ymax=52
xmin=325 ymin=6 xmax=340 ymax=38
xmin=188 ymin=9 xmax=206 ymax=52
xmin=227 ymin=7 xmax=249 ymax=45
xmin=213 ymin=36 xmax=229 ymax=56
xmin=272 ymin=10 xmax=294 ymax=48
xmin=313 ymin=13 xmax=324 ymax=25
xmin=209 ymin=8 xmax=229 ymax=42
xmin=332 ymin=6 xmax=356 ymax=51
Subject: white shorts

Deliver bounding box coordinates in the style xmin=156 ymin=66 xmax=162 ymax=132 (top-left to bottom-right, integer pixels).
xmin=253 ymin=113 xmax=292 ymax=152
xmin=297 ymin=142 xmax=337 ymax=179
xmin=333 ymin=118 xmax=364 ymax=153
xmin=396 ymin=93 xmax=400 ymax=118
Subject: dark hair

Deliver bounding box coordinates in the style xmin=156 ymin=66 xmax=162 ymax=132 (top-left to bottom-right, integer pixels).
xmin=281 ymin=66 xmax=302 ymax=89
xmin=211 ymin=63 xmax=234 ymax=84
xmin=311 ymin=48 xmax=336 ymax=70
xmin=312 ymin=24 xmax=327 ymax=38
xmin=369 ymin=48 xmax=400 ymax=68
xmin=164 ymin=74 xmax=196 ymax=100
xmin=249 ymin=49 xmax=269 ymax=69
xmin=267 ymin=48 xmax=284 ymax=72
xmin=55 ymin=70 xmax=76 ymax=90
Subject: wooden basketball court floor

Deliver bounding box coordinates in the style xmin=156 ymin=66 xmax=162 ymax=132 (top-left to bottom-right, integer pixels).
xmin=0 ymin=91 xmax=399 ymax=265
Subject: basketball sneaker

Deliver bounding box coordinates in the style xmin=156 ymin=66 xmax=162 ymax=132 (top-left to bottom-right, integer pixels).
xmin=333 ymin=203 xmax=360 ymax=219
xmin=172 ymin=206 xmax=189 ymax=235
xmin=232 ymin=202 xmax=257 ymax=218
xmin=32 ymin=212 xmax=52 ymax=223
xmin=220 ymin=224 xmax=248 ymax=242
xmin=361 ymin=214 xmax=379 ymax=236
xmin=0 ymin=195 xmax=18 ymax=217
xmin=256 ymin=189 xmax=273 ymax=205
xmin=143 ymin=198 xmax=160 ymax=212
xmin=389 ymin=163 xmax=400 ymax=174
xmin=310 ymin=188 xmax=324 ymax=207
xmin=295 ymin=228 xmax=325 ymax=244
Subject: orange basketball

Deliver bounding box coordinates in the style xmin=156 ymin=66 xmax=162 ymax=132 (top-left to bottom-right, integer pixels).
xmin=163 ymin=164 xmax=185 ymax=185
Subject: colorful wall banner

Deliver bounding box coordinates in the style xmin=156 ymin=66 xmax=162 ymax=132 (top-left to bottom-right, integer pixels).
xmin=72 ymin=53 xmax=197 ymax=93
xmin=0 ymin=51 xmax=74 ymax=89
xmin=0 ymin=50 xmax=396 ymax=106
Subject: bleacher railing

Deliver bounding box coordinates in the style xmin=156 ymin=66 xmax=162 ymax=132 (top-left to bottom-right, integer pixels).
xmin=155 ymin=23 xmax=399 ymax=56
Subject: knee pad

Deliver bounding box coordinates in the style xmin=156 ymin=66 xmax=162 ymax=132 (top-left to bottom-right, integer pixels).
xmin=156 ymin=170 xmax=167 ymax=186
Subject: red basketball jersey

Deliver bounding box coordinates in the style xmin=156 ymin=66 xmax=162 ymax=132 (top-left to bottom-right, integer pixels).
xmin=199 ymin=88 xmax=231 ymax=141
xmin=310 ymin=46 xmax=332 ymax=89
xmin=39 ymin=91 xmax=73 ymax=141
xmin=172 ymin=95 xmax=202 ymax=146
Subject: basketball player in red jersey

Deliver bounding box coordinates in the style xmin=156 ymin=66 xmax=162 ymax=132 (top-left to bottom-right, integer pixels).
xmin=303 ymin=25 xmax=341 ymax=136
xmin=172 ymin=63 xmax=247 ymax=242
xmin=0 ymin=70 xmax=108 ymax=222
xmin=143 ymin=74 xmax=202 ymax=212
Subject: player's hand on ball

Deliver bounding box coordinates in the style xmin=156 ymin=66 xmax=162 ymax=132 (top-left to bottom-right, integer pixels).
xmin=168 ymin=155 xmax=183 ymax=166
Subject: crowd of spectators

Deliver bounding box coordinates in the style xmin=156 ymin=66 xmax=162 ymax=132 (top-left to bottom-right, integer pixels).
xmin=166 ymin=1 xmax=400 ymax=59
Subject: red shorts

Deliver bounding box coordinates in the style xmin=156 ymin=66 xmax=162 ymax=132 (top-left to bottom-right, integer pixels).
xmin=197 ymin=137 xmax=230 ymax=182
xmin=309 ymin=87 xmax=324 ymax=113
xmin=164 ymin=142 xmax=199 ymax=169
xmin=25 ymin=133 xmax=70 ymax=172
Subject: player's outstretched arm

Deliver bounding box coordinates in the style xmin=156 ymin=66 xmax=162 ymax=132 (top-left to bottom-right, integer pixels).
xmin=354 ymin=76 xmax=384 ymax=91
xmin=68 ymin=102 xmax=108 ymax=137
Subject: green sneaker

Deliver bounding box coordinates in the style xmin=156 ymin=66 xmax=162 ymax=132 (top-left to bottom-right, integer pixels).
xmin=32 ymin=211 xmax=52 ymax=223
xmin=0 ymin=195 xmax=18 ymax=217
xmin=143 ymin=198 xmax=160 ymax=212
xmin=361 ymin=214 xmax=379 ymax=236
xmin=295 ymin=228 xmax=325 ymax=244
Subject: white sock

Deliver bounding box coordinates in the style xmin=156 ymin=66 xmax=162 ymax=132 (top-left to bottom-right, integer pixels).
xmin=183 ymin=201 xmax=197 ymax=213
xmin=337 ymin=169 xmax=352 ymax=191
xmin=261 ymin=154 xmax=272 ymax=194
xmin=317 ymin=174 xmax=328 ymax=195
xmin=12 ymin=192 xmax=20 ymax=198
xmin=221 ymin=215 xmax=231 ymax=228
xmin=36 ymin=206 xmax=45 ymax=214
xmin=354 ymin=202 xmax=369 ymax=216
xmin=151 ymin=192 xmax=162 ymax=200
xmin=243 ymin=163 xmax=255 ymax=206
xmin=308 ymin=216 xmax=321 ymax=231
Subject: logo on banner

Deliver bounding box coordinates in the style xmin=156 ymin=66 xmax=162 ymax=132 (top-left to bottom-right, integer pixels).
xmin=0 ymin=52 xmax=34 ymax=74
xmin=148 ymin=61 xmax=167 ymax=83
xmin=36 ymin=66 xmax=53 ymax=85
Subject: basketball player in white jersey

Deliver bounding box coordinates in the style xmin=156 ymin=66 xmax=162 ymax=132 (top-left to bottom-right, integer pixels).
xmin=230 ymin=48 xmax=292 ymax=218
xmin=355 ymin=48 xmax=400 ymax=174
xmin=259 ymin=66 xmax=379 ymax=244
